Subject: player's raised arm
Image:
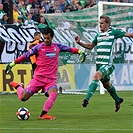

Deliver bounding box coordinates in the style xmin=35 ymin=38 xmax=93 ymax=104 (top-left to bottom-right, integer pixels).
xmin=74 ymin=36 xmax=96 ymax=50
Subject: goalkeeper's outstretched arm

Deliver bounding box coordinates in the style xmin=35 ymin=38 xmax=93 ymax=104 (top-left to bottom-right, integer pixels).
xmin=5 ymin=43 xmax=40 ymax=73
xmin=69 ymin=48 xmax=86 ymax=63
xmin=5 ymin=55 xmax=27 ymax=73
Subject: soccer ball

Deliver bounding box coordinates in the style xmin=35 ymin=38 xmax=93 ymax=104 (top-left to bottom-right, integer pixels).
xmin=16 ymin=107 xmax=30 ymax=120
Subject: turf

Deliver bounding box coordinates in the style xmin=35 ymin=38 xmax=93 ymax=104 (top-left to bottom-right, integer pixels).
xmin=0 ymin=91 xmax=133 ymax=133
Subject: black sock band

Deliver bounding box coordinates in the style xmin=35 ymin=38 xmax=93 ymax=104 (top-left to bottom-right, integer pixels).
xmin=40 ymin=110 xmax=47 ymax=117
xmin=15 ymin=85 xmax=20 ymax=89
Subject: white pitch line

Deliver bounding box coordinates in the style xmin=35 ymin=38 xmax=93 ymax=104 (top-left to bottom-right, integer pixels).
xmin=0 ymin=128 xmax=133 ymax=131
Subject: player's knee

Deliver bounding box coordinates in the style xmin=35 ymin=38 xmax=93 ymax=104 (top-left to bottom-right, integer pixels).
xmin=21 ymin=96 xmax=28 ymax=101
xmin=21 ymin=92 xmax=31 ymax=101
xmin=103 ymin=83 xmax=111 ymax=90
xmin=47 ymin=88 xmax=58 ymax=95
xmin=93 ymin=71 xmax=102 ymax=80
xmin=49 ymin=91 xmax=58 ymax=101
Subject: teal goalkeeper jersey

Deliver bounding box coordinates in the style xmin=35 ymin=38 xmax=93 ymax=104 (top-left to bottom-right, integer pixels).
xmin=92 ymin=28 xmax=126 ymax=65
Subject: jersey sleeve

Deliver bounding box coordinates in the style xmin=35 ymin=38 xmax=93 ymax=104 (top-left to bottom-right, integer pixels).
xmin=15 ymin=43 xmax=43 ymax=64
xmin=113 ymin=29 xmax=126 ymax=39
xmin=56 ymin=43 xmax=79 ymax=54
xmin=25 ymin=43 xmax=42 ymax=57
xmin=92 ymin=34 xmax=98 ymax=45
xmin=56 ymin=43 xmax=71 ymax=52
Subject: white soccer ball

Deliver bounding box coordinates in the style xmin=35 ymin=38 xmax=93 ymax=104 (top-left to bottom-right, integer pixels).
xmin=16 ymin=107 xmax=30 ymax=120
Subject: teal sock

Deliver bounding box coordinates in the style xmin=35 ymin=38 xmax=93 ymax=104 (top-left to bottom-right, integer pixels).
xmin=107 ymin=85 xmax=120 ymax=103
xmin=86 ymin=80 xmax=99 ymax=100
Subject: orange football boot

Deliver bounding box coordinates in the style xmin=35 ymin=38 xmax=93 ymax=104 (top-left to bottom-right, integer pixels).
xmin=10 ymin=81 xmax=24 ymax=89
xmin=39 ymin=114 xmax=56 ymax=120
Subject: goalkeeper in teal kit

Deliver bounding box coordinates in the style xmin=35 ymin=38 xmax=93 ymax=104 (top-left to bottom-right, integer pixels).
xmin=75 ymin=15 xmax=133 ymax=112
xmin=5 ymin=27 xmax=86 ymax=120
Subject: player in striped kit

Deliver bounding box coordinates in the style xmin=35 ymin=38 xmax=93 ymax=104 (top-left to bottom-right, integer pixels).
xmin=75 ymin=15 xmax=133 ymax=112
xmin=5 ymin=27 xmax=86 ymax=120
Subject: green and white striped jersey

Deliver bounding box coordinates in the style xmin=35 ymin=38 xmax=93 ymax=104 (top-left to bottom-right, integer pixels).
xmin=92 ymin=28 xmax=126 ymax=65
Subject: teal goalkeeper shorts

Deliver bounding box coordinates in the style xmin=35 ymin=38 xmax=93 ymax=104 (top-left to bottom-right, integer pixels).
xmin=96 ymin=64 xmax=115 ymax=83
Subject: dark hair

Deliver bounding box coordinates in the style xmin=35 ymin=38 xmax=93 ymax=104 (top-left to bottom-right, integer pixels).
xmin=37 ymin=15 xmax=48 ymax=25
xmin=41 ymin=27 xmax=54 ymax=37
xmin=34 ymin=31 xmax=40 ymax=36
xmin=100 ymin=15 xmax=111 ymax=26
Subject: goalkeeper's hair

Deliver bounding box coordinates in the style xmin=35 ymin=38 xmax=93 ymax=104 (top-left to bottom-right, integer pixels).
xmin=41 ymin=27 xmax=54 ymax=37
xmin=100 ymin=15 xmax=111 ymax=26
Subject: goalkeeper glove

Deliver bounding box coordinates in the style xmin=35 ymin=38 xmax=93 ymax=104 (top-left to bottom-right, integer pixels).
xmin=78 ymin=50 xmax=86 ymax=63
xmin=5 ymin=61 xmax=15 ymax=73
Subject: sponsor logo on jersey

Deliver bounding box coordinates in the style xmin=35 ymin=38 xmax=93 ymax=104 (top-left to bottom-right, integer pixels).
xmin=46 ymin=52 xmax=56 ymax=57
xmin=98 ymin=35 xmax=114 ymax=41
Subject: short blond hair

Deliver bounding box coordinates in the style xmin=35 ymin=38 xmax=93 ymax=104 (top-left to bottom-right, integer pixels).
xmin=100 ymin=15 xmax=111 ymax=26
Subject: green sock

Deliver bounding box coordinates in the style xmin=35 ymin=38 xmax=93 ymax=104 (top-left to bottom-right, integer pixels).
xmin=107 ymin=85 xmax=120 ymax=103
xmin=86 ymin=80 xmax=99 ymax=100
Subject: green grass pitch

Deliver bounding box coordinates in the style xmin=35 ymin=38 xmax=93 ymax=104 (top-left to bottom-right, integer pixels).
xmin=0 ymin=91 xmax=133 ymax=133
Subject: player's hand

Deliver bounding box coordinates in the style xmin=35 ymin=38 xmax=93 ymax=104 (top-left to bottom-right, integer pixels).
xmin=5 ymin=64 xmax=12 ymax=73
xmin=5 ymin=61 xmax=15 ymax=73
xmin=74 ymin=36 xmax=80 ymax=44
xmin=78 ymin=50 xmax=86 ymax=63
